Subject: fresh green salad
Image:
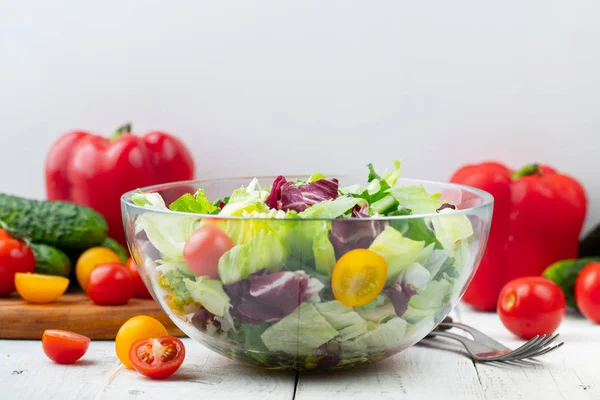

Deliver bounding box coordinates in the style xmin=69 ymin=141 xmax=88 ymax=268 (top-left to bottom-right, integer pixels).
xmin=129 ymin=161 xmax=475 ymax=369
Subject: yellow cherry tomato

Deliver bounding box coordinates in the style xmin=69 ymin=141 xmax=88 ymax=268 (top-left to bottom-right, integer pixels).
xmin=331 ymin=249 xmax=388 ymax=307
xmin=76 ymin=247 xmax=122 ymax=290
xmin=115 ymin=315 xmax=168 ymax=369
xmin=15 ymin=273 xmax=69 ymax=304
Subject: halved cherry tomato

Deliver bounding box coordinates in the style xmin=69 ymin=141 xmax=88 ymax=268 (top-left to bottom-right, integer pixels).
xmin=42 ymin=329 xmax=90 ymax=364
xmin=331 ymin=249 xmax=388 ymax=307
xmin=183 ymin=224 xmax=233 ymax=279
xmin=126 ymin=257 xmax=152 ymax=299
xmin=115 ymin=315 xmax=168 ymax=369
xmin=86 ymin=263 xmax=133 ymax=306
xmin=15 ymin=273 xmax=69 ymax=304
xmin=76 ymin=247 xmax=122 ymax=290
xmin=130 ymin=336 xmax=185 ymax=379
xmin=0 ymin=235 xmax=35 ymax=296
xmin=575 ymin=262 xmax=600 ymax=324
xmin=498 ymin=276 xmax=566 ymax=339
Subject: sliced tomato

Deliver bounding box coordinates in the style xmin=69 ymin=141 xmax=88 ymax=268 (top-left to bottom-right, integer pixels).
xmin=130 ymin=336 xmax=185 ymax=379
xmin=42 ymin=329 xmax=91 ymax=364
xmin=331 ymin=249 xmax=388 ymax=307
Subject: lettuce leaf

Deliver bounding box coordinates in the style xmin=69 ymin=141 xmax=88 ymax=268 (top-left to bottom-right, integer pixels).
xmin=217 ymin=230 xmax=287 ymax=284
xmin=169 ymin=189 xmax=218 ymax=214
xmin=219 ymin=180 xmax=270 ymax=216
xmin=387 ymin=185 xmax=442 ymax=215
xmin=298 ymin=197 xmax=364 ymax=219
xmin=340 ymin=317 xmax=407 ymax=354
xmin=431 ymin=209 xmax=474 ymax=251
xmin=184 ymin=276 xmax=234 ymax=327
xmin=314 ymin=301 xmax=368 ymax=341
xmin=368 ymin=226 xmax=425 ymax=283
xmin=260 ymin=303 xmax=339 ymax=356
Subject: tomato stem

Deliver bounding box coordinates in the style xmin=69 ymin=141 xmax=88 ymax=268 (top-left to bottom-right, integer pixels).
xmin=511 ymin=163 xmax=542 ymax=180
xmin=110 ymin=123 xmax=132 ymax=142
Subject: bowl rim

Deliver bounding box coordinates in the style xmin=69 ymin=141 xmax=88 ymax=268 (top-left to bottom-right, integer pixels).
xmin=121 ymin=175 xmax=494 ymax=221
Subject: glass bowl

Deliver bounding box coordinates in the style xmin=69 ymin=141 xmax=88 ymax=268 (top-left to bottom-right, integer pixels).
xmin=121 ymin=176 xmax=493 ymax=371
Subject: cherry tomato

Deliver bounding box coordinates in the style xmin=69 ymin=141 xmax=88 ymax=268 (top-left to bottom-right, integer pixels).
xmin=0 ymin=229 xmax=11 ymax=240
xmin=0 ymin=236 xmax=35 ymax=296
xmin=575 ymin=262 xmax=600 ymax=324
xmin=331 ymin=249 xmax=388 ymax=307
xmin=86 ymin=263 xmax=133 ymax=306
xmin=76 ymin=247 xmax=122 ymax=290
xmin=498 ymin=276 xmax=566 ymax=339
xmin=15 ymin=273 xmax=69 ymax=304
xmin=184 ymin=225 xmax=233 ymax=279
xmin=42 ymin=329 xmax=90 ymax=364
xmin=130 ymin=336 xmax=185 ymax=379
xmin=115 ymin=315 xmax=168 ymax=369
xmin=126 ymin=257 xmax=152 ymax=299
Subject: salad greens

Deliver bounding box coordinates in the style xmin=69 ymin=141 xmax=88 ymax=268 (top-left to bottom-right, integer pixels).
xmin=130 ymin=160 xmax=477 ymax=370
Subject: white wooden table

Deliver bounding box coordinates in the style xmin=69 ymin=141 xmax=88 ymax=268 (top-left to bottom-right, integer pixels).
xmin=2 ymin=304 xmax=598 ymax=400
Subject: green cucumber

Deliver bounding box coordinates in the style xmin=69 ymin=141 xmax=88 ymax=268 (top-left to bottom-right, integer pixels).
xmin=542 ymin=257 xmax=600 ymax=308
xmin=0 ymin=194 xmax=108 ymax=250
xmin=102 ymin=237 xmax=129 ymax=263
xmin=30 ymin=243 xmax=71 ymax=277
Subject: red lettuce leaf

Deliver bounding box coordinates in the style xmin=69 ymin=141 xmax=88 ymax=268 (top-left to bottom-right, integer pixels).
xmin=265 ymin=176 xmax=339 ymax=212
xmin=329 ymin=216 xmax=387 ymax=257
xmin=223 ymin=269 xmax=322 ymax=324
xmin=384 ymin=281 xmax=418 ymax=317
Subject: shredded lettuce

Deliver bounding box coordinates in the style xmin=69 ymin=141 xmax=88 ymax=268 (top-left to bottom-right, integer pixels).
xmin=169 ymin=189 xmax=218 ymax=214
xmin=217 ymin=230 xmax=286 ymax=284
xmin=184 ymin=276 xmax=233 ymax=326
xmin=341 ymin=318 xmax=407 ymax=354
xmin=260 ymin=303 xmax=339 ymax=356
xmin=219 ymin=181 xmax=270 ymax=216
xmin=315 ymin=301 xmax=368 ymax=341
xmin=368 ymin=226 xmax=425 ymax=283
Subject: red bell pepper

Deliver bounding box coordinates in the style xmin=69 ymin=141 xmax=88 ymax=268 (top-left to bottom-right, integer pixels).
xmin=451 ymin=162 xmax=587 ymax=311
xmin=45 ymin=124 xmax=195 ymax=245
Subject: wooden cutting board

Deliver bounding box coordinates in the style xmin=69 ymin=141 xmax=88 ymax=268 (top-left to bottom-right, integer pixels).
xmin=0 ymin=293 xmax=185 ymax=340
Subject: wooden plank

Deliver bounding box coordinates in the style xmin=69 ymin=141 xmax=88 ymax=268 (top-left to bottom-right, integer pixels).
xmin=462 ymin=308 xmax=600 ymax=400
xmin=0 ymin=293 xmax=184 ymax=339
xmin=0 ymin=339 xmax=296 ymax=400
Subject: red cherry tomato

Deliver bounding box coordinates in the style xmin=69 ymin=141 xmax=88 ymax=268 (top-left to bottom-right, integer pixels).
xmin=0 ymin=234 xmax=36 ymax=296
xmin=129 ymin=336 xmax=185 ymax=379
xmin=575 ymin=262 xmax=600 ymax=324
xmin=86 ymin=263 xmax=133 ymax=306
xmin=498 ymin=276 xmax=566 ymax=339
xmin=183 ymin=225 xmax=233 ymax=278
xmin=126 ymin=257 xmax=152 ymax=299
xmin=42 ymin=329 xmax=91 ymax=364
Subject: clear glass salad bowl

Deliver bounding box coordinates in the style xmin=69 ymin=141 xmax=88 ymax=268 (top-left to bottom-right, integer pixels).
xmin=121 ymin=176 xmax=493 ymax=371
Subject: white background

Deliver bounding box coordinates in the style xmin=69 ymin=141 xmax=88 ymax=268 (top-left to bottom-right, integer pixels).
xmin=1 ymin=1 xmax=598 ymax=233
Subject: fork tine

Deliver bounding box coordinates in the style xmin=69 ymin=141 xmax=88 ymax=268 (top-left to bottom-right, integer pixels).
xmin=504 ymin=335 xmax=544 ymax=358
xmin=510 ymin=335 xmax=560 ymax=360
xmin=523 ymin=342 xmax=565 ymax=360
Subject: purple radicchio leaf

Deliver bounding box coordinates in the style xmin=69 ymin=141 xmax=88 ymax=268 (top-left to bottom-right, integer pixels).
xmin=352 ymin=204 xmax=370 ymax=218
xmin=384 ymin=281 xmax=418 ymax=317
xmin=265 ymin=176 xmax=339 ymax=212
xmin=223 ymin=269 xmax=324 ymax=324
xmin=436 ymin=203 xmax=456 ymax=213
xmin=191 ymin=307 xmax=221 ymax=331
xmin=329 ymin=216 xmax=387 ymax=257
xmin=298 ymin=178 xmax=339 ymax=206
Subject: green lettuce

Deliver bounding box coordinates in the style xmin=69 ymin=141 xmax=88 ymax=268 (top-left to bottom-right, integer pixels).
xmin=184 ymin=276 xmax=233 ymax=326
xmin=156 ymin=262 xmax=195 ymax=311
xmin=388 ymin=185 xmax=442 ymax=215
xmin=169 ymin=189 xmax=218 ymax=214
xmin=312 ymin=226 xmax=337 ymax=275
xmin=381 ymin=159 xmax=402 ymax=187
xmin=261 ymin=303 xmax=339 ymax=356
xmin=402 ymin=279 xmax=453 ymax=323
xmin=298 ymin=197 xmax=364 ymax=219
xmin=217 ymin=230 xmax=287 ymax=284
xmin=431 ymin=209 xmax=474 ymax=251
xmin=308 ymin=171 xmax=326 ymax=182
xmin=219 ymin=179 xmax=270 ymax=216
xmin=368 ymin=226 xmax=425 ymax=283
xmin=341 ymin=317 xmax=407 ymax=354
xmin=315 ymin=301 xmax=368 ymax=341
xmin=356 ymin=301 xmax=397 ymax=324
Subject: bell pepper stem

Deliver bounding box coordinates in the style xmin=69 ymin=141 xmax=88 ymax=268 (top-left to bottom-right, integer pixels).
xmin=512 ymin=163 xmax=542 ymax=179
xmin=110 ymin=123 xmax=132 ymax=142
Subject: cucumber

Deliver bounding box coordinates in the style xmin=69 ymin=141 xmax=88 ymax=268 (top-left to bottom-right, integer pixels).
xmin=542 ymin=257 xmax=600 ymax=308
xmin=0 ymin=194 xmax=108 ymax=250
xmin=30 ymin=243 xmax=71 ymax=277
xmin=102 ymin=237 xmax=129 ymax=263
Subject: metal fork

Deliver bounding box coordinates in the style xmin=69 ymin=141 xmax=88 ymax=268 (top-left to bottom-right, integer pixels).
xmin=426 ymin=321 xmax=564 ymax=362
